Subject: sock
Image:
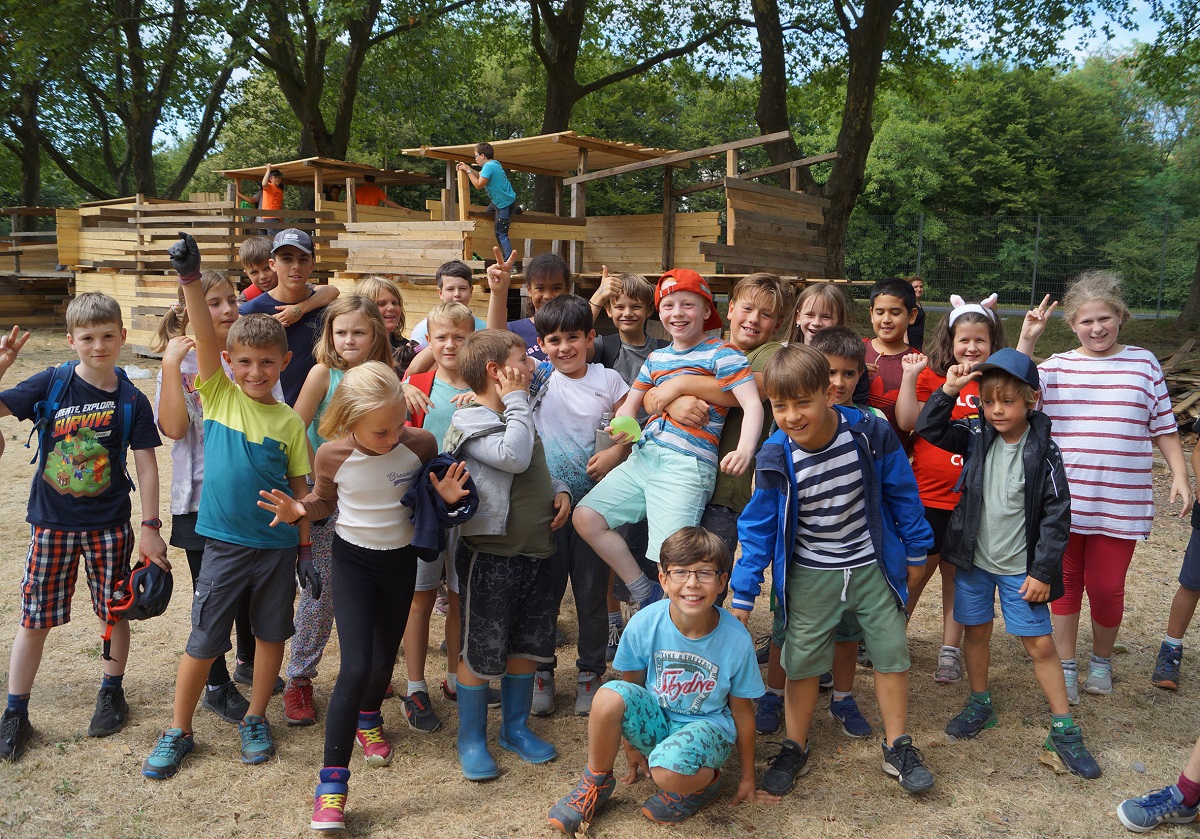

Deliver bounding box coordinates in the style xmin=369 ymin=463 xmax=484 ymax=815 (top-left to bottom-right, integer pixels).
xmin=608 ymin=611 xmax=623 ymax=627
xmin=206 ymin=683 xmax=224 ymax=693
xmin=6 ymin=693 xmax=29 ymax=716
xmin=407 ymin=680 xmax=427 ymax=696
xmin=941 ymin=645 xmax=960 ymax=654
xmin=1090 ymin=653 xmax=1112 ymax=666
xmin=1061 ymin=658 xmax=1078 ymax=672
xmin=1050 ymin=713 xmax=1073 ymax=733
xmin=1165 ymin=635 xmax=1184 ymax=649
xmin=626 ymin=574 xmax=654 ymax=604
xmin=585 ymin=764 xmax=615 ymax=780
xmin=101 ymin=673 xmax=124 ymax=690
xmin=765 ymin=685 xmax=784 ymax=697
xmin=970 ymin=691 xmax=992 ymax=705
xmin=1177 ymin=773 xmax=1200 ymax=808
xmin=832 ymin=690 xmax=851 ymax=702
xmin=445 ymin=673 xmax=457 ymax=692
xmin=357 ymin=710 xmax=383 ymax=730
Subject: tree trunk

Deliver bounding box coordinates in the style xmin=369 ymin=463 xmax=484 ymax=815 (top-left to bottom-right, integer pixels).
xmin=750 ymin=0 xmax=808 ymax=192
xmin=1180 ymin=242 xmax=1200 ymax=328
xmin=534 ymin=75 xmax=580 ymax=211
xmin=13 ymin=83 xmax=42 ymax=228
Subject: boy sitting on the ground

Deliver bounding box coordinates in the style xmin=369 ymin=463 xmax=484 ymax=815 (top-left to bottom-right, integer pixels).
xmin=914 ymin=348 xmax=1100 ymax=778
xmin=547 ymin=526 xmax=765 ymax=831
xmin=731 ymin=343 xmax=935 ymax=797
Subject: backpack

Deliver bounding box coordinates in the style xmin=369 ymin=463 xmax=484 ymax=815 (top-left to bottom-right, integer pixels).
xmin=597 ymin=333 xmax=667 ymax=370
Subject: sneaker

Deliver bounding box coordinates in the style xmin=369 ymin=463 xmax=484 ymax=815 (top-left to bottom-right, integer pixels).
xmin=635 ymin=582 xmax=664 ymax=611
xmin=944 ymin=695 xmax=998 ymax=740
xmin=434 ymin=586 xmax=449 ymax=616
xmin=762 ymin=738 xmax=810 ymax=796
xmin=401 ymin=690 xmax=442 ymax=733
xmin=818 ymin=671 xmax=833 ymax=690
xmin=1084 ymin=656 xmax=1113 ymax=696
xmin=857 ymin=640 xmax=873 ymax=668
xmin=311 ymin=767 xmax=350 ymax=831
xmin=1118 ymin=784 xmax=1199 ymax=832
xmin=383 ymin=682 xmax=396 ymax=700
xmin=87 ymin=684 xmax=128 ymax=737
xmin=882 ymin=735 xmax=934 ymax=793
xmin=201 ymin=681 xmax=251 ymax=725
xmin=829 ymin=695 xmax=873 ymax=738
xmin=934 ymin=648 xmax=962 ymax=684
xmin=1152 ymin=642 xmax=1181 ymax=690
xmin=555 ymin=626 xmax=568 ymax=647
xmin=356 ymin=725 xmax=394 ymax=766
xmin=0 ymin=708 xmax=33 ymax=763
xmin=547 ymin=767 xmax=617 ymax=833
xmin=238 ymin=714 xmax=276 ymax=764
xmin=607 ymin=622 xmax=623 ymax=662
xmin=233 ymin=661 xmax=286 ymax=695
xmin=755 ymin=638 xmax=770 ymax=666
xmin=575 ymin=672 xmax=599 ymax=716
xmin=1044 ymin=725 xmax=1101 ymax=779
xmin=284 ymin=677 xmax=317 ymax=726
xmin=641 ymin=771 xmax=723 ymax=824
xmin=755 ymin=692 xmax=784 ymax=735
xmin=532 ymin=670 xmax=555 ymax=716
xmin=441 ymin=680 xmax=502 ymax=708
xmin=141 ymin=728 xmax=194 ymax=779
xmin=1063 ymin=665 xmax=1080 ymax=705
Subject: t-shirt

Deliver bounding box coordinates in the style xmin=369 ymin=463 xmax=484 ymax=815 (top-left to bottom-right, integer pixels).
xmin=912 ymin=370 xmax=980 ymax=510
xmin=479 ymin=159 xmax=516 ymax=209
xmin=709 ymin=341 xmax=780 ymax=513
xmin=633 ymin=338 xmax=754 ymax=469
xmin=259 ymin=182 xmax=283 ymax=217
xmin=1038 ymin=346 xmax=1177 ymax=539
xmin=594 ymin=333 xmax=666 ymax=424
xmin=355 ymin=183 xmax=388 ymax=206
xmin=409 ymin=315 xmax=487 ymax=348
xmin=788 ymin=418 xmax=874 ymax=570
xmin=909 ymin=305 xmax=926 ymax=351
xmin=195 ymin=368 xmax=309 ymax=549
xmin=974 ymin=428 xmax=1029 ymax=576
xmin=425 ymin=377 xmax=472 ymax=449
xmin=613 ymin=600 xmax=764 ymax=744
xmin=239 ymin=288 xmax=325 ymax=406
xmin=1 ymin=367 xmax=160 ymax=530
xmin=532 ymin=363 xmax=629 ymax=502
xmin=865 ymin=339 xmax=915 ymax=452
xmin=306 ymin=367 xmax=345 ymax=452
xmin=507 ymin=318 xmax=545 ymax=362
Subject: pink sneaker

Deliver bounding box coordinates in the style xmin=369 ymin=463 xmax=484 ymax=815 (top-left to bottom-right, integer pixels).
xmin=311 ymin=767 xmax=349 ymax=830
xmin=356 ymin=725 xmax=393 ymax=767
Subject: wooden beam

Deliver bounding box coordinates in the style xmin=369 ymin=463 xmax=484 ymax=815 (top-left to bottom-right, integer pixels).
xmin=562 ymin=131 xmax=793 ymax=186
xmin=661 ymin=167 xmax=675 ymax=271
xmin=552 ymin=133 xmax=667 ymax=162
xmin=726 ymin=152 xmax=738 ymax=246
xmin=726 ymin=177 xmax=833 ymax=208
xmin=408 ymin=147 xmax=566 ymax=178
xmin=736 ymin=152 xmax=840 ymax=182
xmin=570 ymin=148 xmax=588 ymax=272
xmin=346 ymin=178 xmax=358 ymax=224
xmin=671 ymin=180 xmax=723 ymax=198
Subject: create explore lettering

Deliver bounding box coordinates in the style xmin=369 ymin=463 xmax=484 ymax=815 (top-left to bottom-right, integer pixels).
xmin=53 ymin=401 xmax=116 ymax=436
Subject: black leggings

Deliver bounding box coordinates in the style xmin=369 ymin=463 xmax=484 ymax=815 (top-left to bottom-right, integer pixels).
xmin=185 ymin=548 xmax=253 ymax=684
xmin=323 ymin=534 xmax=419 ymax=768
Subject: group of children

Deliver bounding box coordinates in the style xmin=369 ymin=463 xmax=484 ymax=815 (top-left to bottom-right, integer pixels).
xmin=0 ymin=226 xmax=1197 ymax=834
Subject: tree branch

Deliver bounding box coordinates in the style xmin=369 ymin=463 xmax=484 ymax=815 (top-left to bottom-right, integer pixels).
xmin=36 ymin=127 xmax=116 ymax=199
xmin=576 ymin=18 xmax=740 ymax=98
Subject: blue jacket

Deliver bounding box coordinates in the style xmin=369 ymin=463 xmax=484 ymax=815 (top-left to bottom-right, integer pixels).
xmin=400 ymin=453 xmax=479 ymax=561
xmin=730 ymin=405 xmax=933 ymax=621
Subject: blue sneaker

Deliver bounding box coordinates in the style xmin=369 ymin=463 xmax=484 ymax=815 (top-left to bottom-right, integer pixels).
xmin=818 ymin=671 xmax=833 ymax=690
xmin=1118 ymin=784 xmax=1199 ymax=832
xmin=755 ymin=691 xmax=784 ymax=734
xmin=636 ymin=582 xmax=663 ymax=611
xmin=142 ymin=728 xmax=195 ymax=779
xmin=238 ymin=714 xmax=275 ymax=764
xmin=829 ymin=695 xmax=872 ymax=738
xmin=641 ymin=770 xmax=722 ymax=824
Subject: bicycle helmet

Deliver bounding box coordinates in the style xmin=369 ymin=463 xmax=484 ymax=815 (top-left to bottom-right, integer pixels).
xmin=101 ymin=558 xmax=173 ymax=660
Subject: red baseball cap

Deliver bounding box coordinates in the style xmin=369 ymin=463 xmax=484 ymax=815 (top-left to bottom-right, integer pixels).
xmin=655 ymin=269 xmax=723 ymax=332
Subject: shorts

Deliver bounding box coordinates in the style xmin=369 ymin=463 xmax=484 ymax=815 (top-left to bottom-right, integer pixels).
xmin=457 ymin=543 xmax=556 ymax=679
xmin=781 ymin=562 xmax=909 ymax=679
xmin=577 ymin=442 xmax=716 ymax=564
xmin=186 ymin=538 xmax=297 ymax=659
xmin=415 ymin=526 xmax=461 ymax=593
xmin=601 ymin=681 xmax=731 ymax=775
xmin=1178 ymin=523 xmax=1200 ymax=592
xmin=699 ymin=503 xmax=738 ymax=558
xmin=770 ymin=605 xmax=860 ymax=648
xmin=953 ymin=565 xmax=1052 ymax=637
xmin=169 ymin=512 xmax=206 ymax=552
xmin=923 ymin=506 xmax=953 ymax=556
xmin=21 ymin=524 xmax=134 ymax=629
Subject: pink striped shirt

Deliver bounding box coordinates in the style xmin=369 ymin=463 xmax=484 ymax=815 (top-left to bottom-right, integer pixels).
xmin=1039 ymin=346 xmax=1176 ymax=539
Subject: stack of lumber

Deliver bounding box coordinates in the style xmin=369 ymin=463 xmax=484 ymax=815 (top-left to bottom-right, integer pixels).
xmin=701 ymin=177 xmax=828 ymax=276
xmin=583 ymin=213 xmax=718 ymax=275
xmin=1163 ymin=339 xmax=1200 ymax=431
xmin=0 ymin=274 xmax=72 ymax=328
xmin=332 ymin=221 xmax=477 ymax=278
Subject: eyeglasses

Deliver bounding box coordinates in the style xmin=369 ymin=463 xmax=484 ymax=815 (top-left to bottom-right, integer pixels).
xmin=664 ymin=568 xmax=720 ymax=584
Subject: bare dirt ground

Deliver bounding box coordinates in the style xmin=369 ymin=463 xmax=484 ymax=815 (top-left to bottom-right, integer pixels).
xmin=0 ymin=332 xmax=1197 ymax=838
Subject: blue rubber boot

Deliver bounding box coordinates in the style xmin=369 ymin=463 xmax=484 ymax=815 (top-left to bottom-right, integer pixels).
xmin=456 ymin=683 xmax=499 ymax=781
xmin=498 ymin=673 xmax=557 ymax=764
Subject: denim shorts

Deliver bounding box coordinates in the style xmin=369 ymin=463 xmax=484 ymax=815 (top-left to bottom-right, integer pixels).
xmin=1178 ymin=522 xmax=1200 ymax=591
xmin=953 ymin=565 xmax=1052 ymax=637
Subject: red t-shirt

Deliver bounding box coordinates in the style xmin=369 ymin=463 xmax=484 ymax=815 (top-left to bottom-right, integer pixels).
xmin=912 ymin=368 xmax=980 ymax=510
xmin=355 ymin=183 xmax=387 ymax=206
xmin=865 ymin=339 xmax=915 ymax=452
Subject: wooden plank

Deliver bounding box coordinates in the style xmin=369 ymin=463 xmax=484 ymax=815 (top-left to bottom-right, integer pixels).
xmin=736 ymin=152 xmax=840 ymax=182
xmin=1162 ymin=339 xmax=1196 ymax=374
xmin=699 ymin=241 xmax=827 ymax=274
xmin=729 ymin=193 xmax=825 ymax=225
xmin=725 ymin=177 xmax=832 ymax=208
xmin=346 ymin=221 xmax=475 ymax=234
xmin=563 ymin=131 xmax=793 ymax=186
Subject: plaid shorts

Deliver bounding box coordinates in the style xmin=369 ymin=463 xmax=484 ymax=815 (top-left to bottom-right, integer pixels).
xmin=22 ymin=524 xmax=134 ymax=629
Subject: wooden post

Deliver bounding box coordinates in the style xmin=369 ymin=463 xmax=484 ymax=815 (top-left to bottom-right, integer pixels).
xmin=790 ymin=166 xmax=800 ymax=192
xmin=569 ymin=148 xmax=587 ymax=273
xmin=726 ymin=150 xmax=738 ymax=246
xmin=661 ymin=166 xmax=675 ymax=271
xmin=346 ymin=178 xmax=357 ymax=224
xmin=313 ymin=168 xmax=323 ymax=268
xmin=444 ymin=161 xmax=457 ymax=220
xmin=553 ymin=177 xmax=564 ymax=257
xmin=457 ymin=168 xmax=472 ymax=261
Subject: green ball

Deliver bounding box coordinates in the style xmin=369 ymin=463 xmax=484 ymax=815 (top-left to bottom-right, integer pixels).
xmin=609 ymin=415 xmax=641 ymax=442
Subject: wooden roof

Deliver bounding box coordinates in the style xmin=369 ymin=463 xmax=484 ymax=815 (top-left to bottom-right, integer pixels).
xmin=215 ymin=157 xmax=440 ymax=187
xmin=401 ymin=132 xmax=689 ymax=177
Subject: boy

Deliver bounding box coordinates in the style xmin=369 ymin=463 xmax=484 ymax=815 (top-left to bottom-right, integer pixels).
xmin=547 ymin=527 xmax=764 ymax=831
xmin=1149 ymin=440 xmax=1200 ymax=691
xmin=441 ymin=328 xmax=571 ymax=781
xmin=456 ymin=142 xmax=518 ymax=259
xmin=252 ymin=166 xmax=284 ymax=234
xmin=731 ymin=343 xmax=935 ymax=796
xmin=142 ymin=234 xmax=315 ymax=779
xmin=528 ymin=295 xmax=630 ymax=716
xmin=574 ymin=270 xmax=762 ymax=610
xmin=236 ymin=236 xmax=339 ymax=321
xmin=906 ymin=275 xmax=926 ymax=351
xmin=486 ymin=250 xmax=570 ymax=362
xmin=914 ymin=348 xmax=1100 ymax=778
xmin=864 ymin=276 xmax=919 ymax=447
xmin=239 ymin=228 xmax=328 ymax=405
xmin=0 ymin=297 xmax=166 ymax=763
xmin=408 ymin=260 xmax=488 ymax=346
xmin=586 ymin=268 xmax=667 ymax=386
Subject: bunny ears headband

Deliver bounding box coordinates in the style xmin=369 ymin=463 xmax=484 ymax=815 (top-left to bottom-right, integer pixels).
xmin=948 ymin=293 xmax=998 ymax=327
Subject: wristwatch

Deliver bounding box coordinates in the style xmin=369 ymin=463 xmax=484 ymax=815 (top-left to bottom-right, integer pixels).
xmin=140 ymin=518 xmax=163 ymax=529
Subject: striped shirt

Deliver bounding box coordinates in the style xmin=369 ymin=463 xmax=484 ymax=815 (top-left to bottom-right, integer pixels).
xmin=633 ymin=337 xmax=754 ymax=468
xmin=1039 ymin=346 xmax=1176 ymax=539
xmin=789 ymin=419 xmax=875 ymax=569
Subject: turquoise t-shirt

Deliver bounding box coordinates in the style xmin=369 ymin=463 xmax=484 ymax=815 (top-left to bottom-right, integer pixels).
xmin=425 ymin=377 xmax=472 ymax=450
xmin=480 ymin=159 xmax=516 ymax=208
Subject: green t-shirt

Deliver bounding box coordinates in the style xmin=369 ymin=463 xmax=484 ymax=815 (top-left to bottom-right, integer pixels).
xmin=974 ymin=427 xmax=1029 ymax=576
xmin=708 ymin=341 xmax=781 ymax=513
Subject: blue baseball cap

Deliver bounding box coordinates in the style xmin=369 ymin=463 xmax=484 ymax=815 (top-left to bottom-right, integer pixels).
xmin=272 ymin=228 xmax=313 ymax=254
xmin=972 ymin=348 xmax=1038 ymax=390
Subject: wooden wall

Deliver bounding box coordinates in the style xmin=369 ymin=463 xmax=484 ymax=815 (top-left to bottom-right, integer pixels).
xmin=582 ymin=213 xmax=719 ymax=275
xmin=700 ymin=178 xmax=828 ymax=276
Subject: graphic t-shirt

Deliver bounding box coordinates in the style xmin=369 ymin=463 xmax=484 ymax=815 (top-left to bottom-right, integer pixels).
xmin=912 ymin=369 xmax=979 ymax=510
xmin=613 ymin=600 xmax=764 ymax=744
xmin=1 ymin=367 xmax=160 ymax=530
xmin=479 ymin=159 xmax=516 ymax=209
xmin=239 ymin=288 xmax=326 ymax=406
xmin=507 ymin=318 xmax=545 ymax=362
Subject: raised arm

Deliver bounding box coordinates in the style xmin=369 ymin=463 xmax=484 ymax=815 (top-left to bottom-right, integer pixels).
xmin=169 ymin=234 xmax=221 ymax=382
xmin=1015 ymin=294 xmax=1058 ymax=356
xmin=721 ymin=379 xmax=764 ymax=476
xmin=156 ymin=335 xmax=196 ymax=439
xmin=485 ymin=246 xmax=517 ymax=330
xmin=895 ymin=352 xmax=929 ymax=432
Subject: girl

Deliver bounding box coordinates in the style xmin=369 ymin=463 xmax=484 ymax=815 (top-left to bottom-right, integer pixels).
xmin=257 ymin=361 xmax=473 ymax=830
xmin=1017 ymin=272 xmax=1193 ymax=701
xmin=789 ymin=282 xmax=848 ymax=345
xmin=282 ymin=295 xmax=396 ymax=726
xmin=897 ymin=293 xmax=1005 ymax=685
xmin=354 ymin=275 xmax=417 ymax=377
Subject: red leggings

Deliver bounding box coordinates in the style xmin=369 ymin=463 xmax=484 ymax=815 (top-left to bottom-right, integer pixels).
xmin=1049 ymin=532 xmax=1137 ymax=628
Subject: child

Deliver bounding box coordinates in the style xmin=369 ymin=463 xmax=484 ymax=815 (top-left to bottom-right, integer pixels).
xmin=586 ymin=268 xmax=668 ymax=383
xmin=547 ymin=527 xmax=764 ymax=831
xmin=353 ymin=275 xmax=418 ymax=377
xmin=0 ymin=295 xmax=166 ymax=763
xmin=408 ymin=261 xmax=488 ymax=346
xmin=142 ymin=234 xmax=315 ymax=779
xmin=894 ymin=294 xmax=1004 ymax=685
xmin=789 ymin=281 xmax=848 ymax=345
xmin=914 ymin=348 xmax=1100 ymax=778
xmin=256 ymin=361 xmax=475 ymax=831
xmin=485 ymin=249 xmax=570 ymax=362
xmin=528 ymin=295 xmax=630 ymax=717
xmin=574 ymin=269 xmax=762 ymax=610
xmin=282 ymin=295 xmax=396 ymax=726
xmin=1016 ymin=273 xmax=1193 ymax=700
xmin=1118 ymin=734 xmax=1200 ymax=832
xmin=906 ymin=276 xmax=926 ymax=350
xmin=252 ymin=165 xmax=285 ymax=233
xmin=457 ymin=142 xmax=518 ymax=259
xmin=864 ymin=276 xmax=920 ymax=446
xmin=237 ymin=235 xmax=339 ymax=319
xmin=442 ymin=328 xmax=571 ymax=781
xmin=1151 ymin=442 xmax=1200 ymax=690
xmin=731 ymin=343 xmax=935 ymax=796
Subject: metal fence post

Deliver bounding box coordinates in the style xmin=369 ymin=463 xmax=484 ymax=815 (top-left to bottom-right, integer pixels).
xmin=1030 ymin=215 xmax=1042 ymax=306
xmin=916 ymin=214 xmax=924 ymax=276
xmin=1157 ymin=215 xmax=1167 ymax=318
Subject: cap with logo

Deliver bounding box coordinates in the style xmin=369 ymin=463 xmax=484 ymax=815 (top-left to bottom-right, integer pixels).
xmin=271 ymin=228 xmax=314 ymax=255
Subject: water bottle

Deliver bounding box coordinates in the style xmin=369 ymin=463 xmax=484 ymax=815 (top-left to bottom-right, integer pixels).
xmin=595 ymin=412 xmax=614 ymax=453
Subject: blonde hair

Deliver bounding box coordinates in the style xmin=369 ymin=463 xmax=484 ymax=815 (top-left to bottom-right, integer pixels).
xmin=312 ymin=295 xmax=394 ymax=371
xmin=354 ymin=275 xmax=408 ymax=339
xmin=459 ymin=329 xmax=525 ymax=392
xmin=318 ymin=361 xmax=404 ymax=440
xmin=1061 ymin=270 xmax=1131 ymax=327
xmin=731 ymin=272 xmax=796 ymax=340
xmin=789 ymin=283 xmax=847 ymax=344
xmin=150 ymin=271 xmax=236 ymax=353
xmin=763 ymin=343 xmax=832 ymax=401
xmin=66 ymin=291 xmax=123 ymax=332
xmin=426 ymin=301 xmax=476 ymax=333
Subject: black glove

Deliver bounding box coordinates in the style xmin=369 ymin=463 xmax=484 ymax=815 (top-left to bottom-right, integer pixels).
xmin=168 ymin=232 xmax=202 ymax=283
xmin=296 ymin=542 xmax=321 ymax=600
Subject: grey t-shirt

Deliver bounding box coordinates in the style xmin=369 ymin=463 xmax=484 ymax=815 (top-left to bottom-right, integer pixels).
xmin=974 ymin=427 xmax=1029 ymax=576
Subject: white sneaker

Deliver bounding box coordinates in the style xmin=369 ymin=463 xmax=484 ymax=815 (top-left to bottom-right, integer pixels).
xmin=532 ymin=670 xmax=555 ymax=716
xmin=575 ymin=672 xmax=599 ymax=716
